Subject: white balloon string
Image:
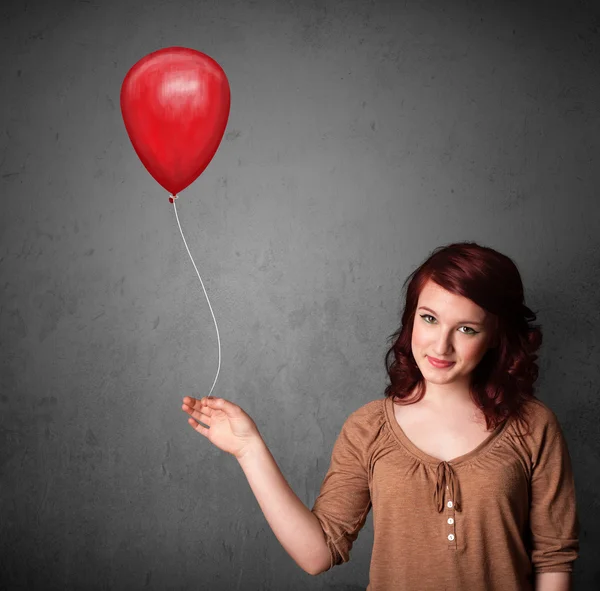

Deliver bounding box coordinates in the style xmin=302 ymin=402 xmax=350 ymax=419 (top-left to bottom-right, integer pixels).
xmin=171 ymin=195 xmax=221 ymax=399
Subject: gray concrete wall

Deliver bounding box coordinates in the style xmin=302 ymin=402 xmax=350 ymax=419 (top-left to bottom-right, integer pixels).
xmin=1 ymin=0 xmax=599 ymax=589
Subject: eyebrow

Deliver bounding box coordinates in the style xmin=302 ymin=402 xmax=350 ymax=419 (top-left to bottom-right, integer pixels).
xmin=418 ymin=306 xmax=484 ymax=326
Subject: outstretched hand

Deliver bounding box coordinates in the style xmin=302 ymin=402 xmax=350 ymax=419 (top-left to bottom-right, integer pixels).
xmin=181 ymin=396 xmax=263 ymax=459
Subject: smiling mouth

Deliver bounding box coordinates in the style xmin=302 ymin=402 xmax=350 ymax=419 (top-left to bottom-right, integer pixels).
xmin=427 ymin=356 xmax=455 ymax=367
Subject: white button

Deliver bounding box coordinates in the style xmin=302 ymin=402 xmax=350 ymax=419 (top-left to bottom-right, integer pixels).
xmin=448 ymin=534 xmax=455 ymax=541
xmin=447 ymin=517 xmax=454 ymax=524
xmin=447 ymin=501 xmax=453 ymax=508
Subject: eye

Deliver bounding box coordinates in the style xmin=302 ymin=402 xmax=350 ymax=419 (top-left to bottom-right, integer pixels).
xmin=459 ymin=326 xmax=478 ymax=335
xmin=419 ymin=314 xmax=479 ymax=335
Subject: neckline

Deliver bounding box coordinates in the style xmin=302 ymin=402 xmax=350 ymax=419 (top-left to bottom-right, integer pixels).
xmin=383 ymin=396 xmax=512 ymax=466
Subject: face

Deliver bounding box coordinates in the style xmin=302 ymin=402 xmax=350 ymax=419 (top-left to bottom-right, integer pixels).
xmin=411 ymin=279 xmax=496 ymax=390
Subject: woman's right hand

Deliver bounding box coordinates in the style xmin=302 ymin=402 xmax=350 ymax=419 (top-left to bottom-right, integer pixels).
xmin=181 ymin=396 xmax=263 ymax=460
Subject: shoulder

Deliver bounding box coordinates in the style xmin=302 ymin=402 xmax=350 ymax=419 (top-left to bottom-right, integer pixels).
xmin=511 ymin=397 xmax=570 ymax=457
xmin=346 ymin=398 xmax=386 ymax=424
xmin=518 ymin=397 xmax=565 ymax=435
xmin=339 ymin=398 xmax=386 ymax=439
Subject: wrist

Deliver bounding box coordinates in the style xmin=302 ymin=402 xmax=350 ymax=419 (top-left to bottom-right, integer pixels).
xmin=236 ymin=436 xmax=267 ymax=464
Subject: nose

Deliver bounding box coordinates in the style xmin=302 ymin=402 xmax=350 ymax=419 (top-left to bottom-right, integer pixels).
xmin=433 ymin=330 xmax=454 ymax=356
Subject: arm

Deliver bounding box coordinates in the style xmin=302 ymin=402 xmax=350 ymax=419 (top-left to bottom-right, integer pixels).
xmin=534 ymin=572 xmax=571 ymax=591
xmin=529 ymin=416 xmax=579 ymax=576
xmin=237 ymin=438 xmax=331 ymax=576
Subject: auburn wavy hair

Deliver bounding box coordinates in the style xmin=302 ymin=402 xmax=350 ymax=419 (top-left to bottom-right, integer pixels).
xmin=384 ymin=241 xmax=542 ymax=432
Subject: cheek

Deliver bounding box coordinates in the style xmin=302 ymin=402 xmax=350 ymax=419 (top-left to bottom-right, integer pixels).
xmin=462 ymin=340 xmax=488 ymax=363
xmin=411 ymin=323 xmax=428 ymax=350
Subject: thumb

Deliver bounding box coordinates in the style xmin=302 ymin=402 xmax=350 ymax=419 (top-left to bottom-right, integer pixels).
xmin=207 ymin=397 xmax=238 ymax=415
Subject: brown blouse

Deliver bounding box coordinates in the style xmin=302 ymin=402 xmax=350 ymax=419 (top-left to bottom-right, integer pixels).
xmin=311 ymin=396 xmax=579 ymax=590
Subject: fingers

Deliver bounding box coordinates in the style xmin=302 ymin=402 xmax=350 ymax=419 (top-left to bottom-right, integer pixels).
xmin=206 ymin=397 xmax=237 ymax=414
xmin=182 ymin=399 xmax=211 ymax=424
xmin=182 ymin=396 xmax=234 ymax=412
xmin=182 ymin=395 xmax=218 ymax=409
xmin=182 ymin=396 xmax=238 ymax=432
xmin=188 ymin=416 xmax=208 ymax=437
xmin=181 ymin=396 xmax=225 ymax=422
xmin=182 ymin=396 xmax=204 ymax=409
xmin=182 ymin=396 xmax=210 ymax=414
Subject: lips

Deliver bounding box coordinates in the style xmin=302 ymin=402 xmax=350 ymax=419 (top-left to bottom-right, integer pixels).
xmin=427 ymin=356 xmax=455 ymax=368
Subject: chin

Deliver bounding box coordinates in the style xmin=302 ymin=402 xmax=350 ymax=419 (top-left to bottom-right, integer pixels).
xmin=427 ymin=374 xmax=457 ymax=384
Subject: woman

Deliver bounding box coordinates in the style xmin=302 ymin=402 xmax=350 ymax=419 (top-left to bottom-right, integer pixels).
xmin=181 ymin=242 xmax=579 ymax=590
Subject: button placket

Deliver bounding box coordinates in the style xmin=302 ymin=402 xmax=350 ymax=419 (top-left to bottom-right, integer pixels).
xmin=446 ymin=485 xmax=457 ymax=546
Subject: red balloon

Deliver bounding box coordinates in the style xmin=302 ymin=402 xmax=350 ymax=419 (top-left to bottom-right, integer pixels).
xmin=120 ymin=47 xmax=231 ymax=196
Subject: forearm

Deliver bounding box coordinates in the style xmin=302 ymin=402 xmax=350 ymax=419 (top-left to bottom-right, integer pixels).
xmin=534 ymin=572 xmax=571 ymax=591
xmin=237 ymin=438 xmax=330 ymax=575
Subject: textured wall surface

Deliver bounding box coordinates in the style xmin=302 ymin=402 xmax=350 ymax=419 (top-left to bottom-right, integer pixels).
xmin=1 ymin=0 xmax=599 ymax=589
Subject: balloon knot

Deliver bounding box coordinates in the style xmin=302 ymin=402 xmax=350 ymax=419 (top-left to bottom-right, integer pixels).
xmin=169 ymin=194 xmax=179 ymax=204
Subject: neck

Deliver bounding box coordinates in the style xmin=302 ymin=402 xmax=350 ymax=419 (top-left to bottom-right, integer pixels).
xmin=421 ymin=381 xmax=475 ymax=411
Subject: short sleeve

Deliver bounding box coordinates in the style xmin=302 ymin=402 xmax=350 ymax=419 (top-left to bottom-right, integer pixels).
xmin=310 ymin=404 xmax=378 ymax=570
xmin=529 ymin=414 xmax=580 ymax=573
